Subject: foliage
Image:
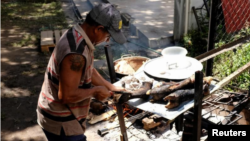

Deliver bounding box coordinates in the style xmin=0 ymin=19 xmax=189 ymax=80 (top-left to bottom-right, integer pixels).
xmin=181 ymin=28 xmax=208 ymax=57
xmin=215 ymin=22 xmax=250 ymax=48
xmin=213 ymin=43 xmax=250 ymax=90
xmin=181 ymin=21 xmax=250 ymax=90
xmin=1 ymin=1 xmax=68 ymax=48
xmin=213 ymin=23 xmax=250 ymax=90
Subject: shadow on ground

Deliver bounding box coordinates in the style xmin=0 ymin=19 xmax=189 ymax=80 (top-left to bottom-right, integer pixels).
xmin=1 ymin=1 xmax=67 ymax=140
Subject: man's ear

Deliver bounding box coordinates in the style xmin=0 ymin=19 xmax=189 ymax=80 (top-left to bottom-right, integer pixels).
xmin=94 ymin=25 xmax=105 ymax=34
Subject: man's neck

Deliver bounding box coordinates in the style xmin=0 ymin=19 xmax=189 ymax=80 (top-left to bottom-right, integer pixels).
xmin=81 ymin=23 xmax=95 ymax=44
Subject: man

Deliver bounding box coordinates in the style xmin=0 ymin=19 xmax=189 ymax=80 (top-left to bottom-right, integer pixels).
xmin=37 ymin=3 xmax=126 ymax=141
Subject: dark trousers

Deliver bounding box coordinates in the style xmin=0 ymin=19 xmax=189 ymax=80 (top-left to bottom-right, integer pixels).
xmin=43 ymin=128 xmax=87 ymax=141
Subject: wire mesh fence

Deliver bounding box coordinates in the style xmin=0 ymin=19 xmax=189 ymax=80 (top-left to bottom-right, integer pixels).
xmin=212 ymin=0 xmax=250 ymax=48
xmin=205 ymin=0 xmax=250 ymax=89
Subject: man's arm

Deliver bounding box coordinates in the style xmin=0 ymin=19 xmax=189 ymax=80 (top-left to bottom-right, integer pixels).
xmin=58 ymin=54 xmax=110 ymax=104
xmin=91 ymin=68 xmax=124 ymax=91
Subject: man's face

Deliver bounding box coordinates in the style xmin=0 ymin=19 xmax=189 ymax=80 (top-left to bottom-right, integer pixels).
xmin=94 ymin=26 xmax=111 ymax=45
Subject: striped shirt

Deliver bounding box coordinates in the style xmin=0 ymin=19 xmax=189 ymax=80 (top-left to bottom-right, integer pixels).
xmin=37 ymin=24 xmax=94 ymax=136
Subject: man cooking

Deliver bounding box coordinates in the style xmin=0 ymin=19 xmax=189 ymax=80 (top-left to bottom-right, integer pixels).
xmin=36 ymin=3 xmax=126 ymax=141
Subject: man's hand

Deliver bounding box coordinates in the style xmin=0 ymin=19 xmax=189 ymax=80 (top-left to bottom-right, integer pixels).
xmin=109 ymin=85 xmax=125 ymax=92
xmin=91 ymin=68 xmax=125 ymax=93
xmin=93 ymin=86 xmax=111 ymax=101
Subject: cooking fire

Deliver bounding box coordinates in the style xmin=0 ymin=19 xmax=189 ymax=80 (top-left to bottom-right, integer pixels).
xmin=85 ymin=73 xmax=250 ymax=140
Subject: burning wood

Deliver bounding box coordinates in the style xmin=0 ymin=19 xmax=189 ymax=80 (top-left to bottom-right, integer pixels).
xmin=88 ymin=110 xmax=116 ymax=124
xmin=142 ymin=114 xmax=168 ymax=131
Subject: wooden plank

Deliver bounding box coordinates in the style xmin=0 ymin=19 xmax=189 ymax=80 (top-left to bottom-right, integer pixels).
xmin=41 ymin=45 xmax=53 ymax=52
xmin=54 ymin=30 xmax=60 ymax=44
xmin=41 ymin=31 xmax=54 ymax=46
xmin=196 ymin=35 xmax=250 ymax=62
xmin=40 ymin=30 xmax=55 ymax=52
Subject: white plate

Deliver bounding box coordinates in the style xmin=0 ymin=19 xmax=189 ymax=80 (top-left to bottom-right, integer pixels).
xmin=143 ymin=56 xmax=203 ymax=80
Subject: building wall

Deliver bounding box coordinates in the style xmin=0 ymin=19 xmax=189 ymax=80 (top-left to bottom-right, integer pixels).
xmin=187 ymin=0 xmax=205 ymax=31
xmin=174 ymin=0 xmax=206 ymax=41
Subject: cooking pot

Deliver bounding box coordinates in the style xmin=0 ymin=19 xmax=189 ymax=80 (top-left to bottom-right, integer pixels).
xmin=114 ymin=54 xmax=150 ymax=78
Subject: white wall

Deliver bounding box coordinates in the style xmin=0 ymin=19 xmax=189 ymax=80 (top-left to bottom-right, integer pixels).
xmin=185 ymin=0 xmax=205 ymax=33
xmin=174 ymin=0 xmax=207 ymax=41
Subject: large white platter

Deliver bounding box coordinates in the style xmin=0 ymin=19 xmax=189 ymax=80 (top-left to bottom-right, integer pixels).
xmin=143 ymin=56 xmax=203 ymax=80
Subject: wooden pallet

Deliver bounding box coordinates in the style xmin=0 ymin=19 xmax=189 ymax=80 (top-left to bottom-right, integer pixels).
xmin=40 ymin=29 xmax=68 ymax=52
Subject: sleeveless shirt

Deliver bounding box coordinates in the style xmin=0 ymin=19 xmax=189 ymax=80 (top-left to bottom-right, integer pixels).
xmin=37 ymin=24 xmax=95 ymax=136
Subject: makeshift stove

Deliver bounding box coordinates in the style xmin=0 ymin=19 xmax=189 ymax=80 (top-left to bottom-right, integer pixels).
xmin=85 ymin=72 xmax=212 ymax=141
xmin=86 ymin=101 xmax=182 ymax=141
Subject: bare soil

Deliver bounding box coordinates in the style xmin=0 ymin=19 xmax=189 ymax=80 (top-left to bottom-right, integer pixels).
xmin=1 ymin=1 xmax=66 ymax=140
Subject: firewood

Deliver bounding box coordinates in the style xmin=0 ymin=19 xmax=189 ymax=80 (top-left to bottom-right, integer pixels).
xmin=88 ymin=110 xmax=116 ymax=124
xmin=142 ymin=114 xmax=162 ymax=131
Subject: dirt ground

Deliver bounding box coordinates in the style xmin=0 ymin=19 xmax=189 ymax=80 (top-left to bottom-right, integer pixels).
xmin=1 ymin=24 xmax=50 ymax=140
xmin=1 ymin=1 xmax=66 ymax=140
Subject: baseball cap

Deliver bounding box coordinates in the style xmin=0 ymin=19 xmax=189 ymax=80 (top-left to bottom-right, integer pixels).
xmin=89 ymin=3 xmax=127 ymax=44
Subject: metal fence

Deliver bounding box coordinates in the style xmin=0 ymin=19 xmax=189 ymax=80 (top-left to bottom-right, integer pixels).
xmin=206 ymin=0 xmax=250 ymax=76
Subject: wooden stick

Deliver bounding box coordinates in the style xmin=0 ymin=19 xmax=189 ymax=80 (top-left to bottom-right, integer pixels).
xmin=210 ymin=61 xmax=250 ymax=95
xmin=196 ymin=35 xmax=250 ymax=62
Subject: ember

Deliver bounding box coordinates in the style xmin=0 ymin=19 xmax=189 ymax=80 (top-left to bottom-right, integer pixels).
xmin=111 ymin=103 xmax=143 ymax=118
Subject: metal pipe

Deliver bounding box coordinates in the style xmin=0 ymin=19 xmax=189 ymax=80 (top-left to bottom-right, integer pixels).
xmin=104 ymin=45 xmax=117 ymax=83
xmin=193 ymin=71 xmax=203 ymax=141
xmin=115 ymin=103 xmax=128 ymax=141
xmin=206 ymin=0 xmax=219 ymax=76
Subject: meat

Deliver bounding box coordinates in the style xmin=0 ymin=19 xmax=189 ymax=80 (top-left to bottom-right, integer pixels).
xmin=146 ymin=75 xmax=195 ymax=95
xmin=164 ymin=83 xmax=210 ymax=109
xmin=116 ymin=74 xmax=213 ymax=109
xmin=113 ymin=82 xmax=153 ymax=104
xmin=146 ymin=76 xmax=213 ymax=102
xmin=114 ymin=60 xmax=135 ymax=74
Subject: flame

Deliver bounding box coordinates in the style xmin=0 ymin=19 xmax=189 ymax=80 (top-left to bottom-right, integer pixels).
xmin=110 ymin=103 xmax=142 ymax=118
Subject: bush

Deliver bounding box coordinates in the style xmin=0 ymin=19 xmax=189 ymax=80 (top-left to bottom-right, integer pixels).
xmin=181 ymin=29 xmax=208 ymax=57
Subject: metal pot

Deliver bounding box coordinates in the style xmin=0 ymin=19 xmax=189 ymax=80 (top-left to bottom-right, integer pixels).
xmin=114 ymin=54 xmax=150 ymax=78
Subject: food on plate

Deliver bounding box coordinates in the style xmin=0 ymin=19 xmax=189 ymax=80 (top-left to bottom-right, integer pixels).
xmin=114 ymin=60 xmax=135 ymax=74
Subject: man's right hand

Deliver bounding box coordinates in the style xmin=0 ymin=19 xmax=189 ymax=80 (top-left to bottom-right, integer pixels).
xmin=93 ymin=86 xmax=111 ymax=101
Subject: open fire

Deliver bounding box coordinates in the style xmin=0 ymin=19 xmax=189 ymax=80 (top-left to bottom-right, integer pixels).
xmin=86 ymin=74 xmax=249 ymax=141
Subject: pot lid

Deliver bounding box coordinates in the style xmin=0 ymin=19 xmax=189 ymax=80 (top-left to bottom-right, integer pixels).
xmin=143 ymin=56 xmax=203 ymax=80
